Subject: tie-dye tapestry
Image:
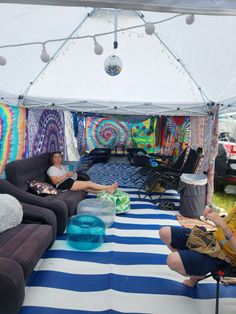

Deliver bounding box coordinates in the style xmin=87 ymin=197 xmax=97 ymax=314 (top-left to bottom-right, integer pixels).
xmin=64 ymin=111 xmax=80 ymax=161
xmin=26 ymin=109 xmax=64 ymax=157
xmin=0 ymin=103 xmax=26 ymax=178
xmin=131 ymin=117 xmax=157 ymax=154
xmin=190 ymin=116 xmax=207 ymax=173
xmin=76 ymin=114 xmax=86 ymax=154
xmin=206 ymin=106 xmax=219 ymax=203
xmin=85 ymin=117 xmax=132 ymax=152
xmin=156 ymin=116 xmax=190 ymax=156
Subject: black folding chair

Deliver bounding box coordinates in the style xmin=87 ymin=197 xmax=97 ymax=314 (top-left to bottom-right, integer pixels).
xmin=89 ymin=148 xmax=111 ymax=164
xmin=127 ymin=148 xmax=148 ymax=166
xmin=199 ymin=264 xmax=236 ymax=314
xmin=137 ymin=147 xmax=202 ymax=203
xmin=130 ymin=147 xmax=187 ymax=183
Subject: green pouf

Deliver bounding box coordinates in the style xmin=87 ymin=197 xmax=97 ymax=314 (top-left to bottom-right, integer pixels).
xmin=97 ymin=189 xmax=130 ymax=214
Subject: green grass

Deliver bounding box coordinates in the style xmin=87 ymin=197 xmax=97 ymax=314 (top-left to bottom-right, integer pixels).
xmin=213 ymin=192 xmax=236 ymax=212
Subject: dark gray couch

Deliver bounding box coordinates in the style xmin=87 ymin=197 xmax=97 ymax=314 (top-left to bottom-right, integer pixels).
xmin=4 ymin=153 xmax=87 ymax=234
xmin=0 ymin=202 xmax=56 ymax=314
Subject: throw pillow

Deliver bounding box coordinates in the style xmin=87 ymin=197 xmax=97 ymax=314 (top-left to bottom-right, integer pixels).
xmin=29 ymin=180 xmax=57 ymax=196
xmin=0 ymin=194 xmax=23 ymax=233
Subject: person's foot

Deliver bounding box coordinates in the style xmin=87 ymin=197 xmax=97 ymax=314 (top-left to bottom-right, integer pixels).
xmin=113 ymin=182 xmax=118 ymax=189
xmin=107 ymin=182 xmax=118 ymax=194
xmin=183 ymin=276 xmax=204 ymax=287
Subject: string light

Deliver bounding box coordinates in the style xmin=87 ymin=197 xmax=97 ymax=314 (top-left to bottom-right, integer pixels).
xmin=185 ymin=14 xmax=195 ymax=25
xmin=0 ymin=55 xmax=7 ymax=66
xmin=0 ymin=14 xmax=194 ymax=66
xmin=40 ymin=44 xmax=51 ymax=63
xmin=93 ymin=37 xmax=104 ymax=55
xmin=145 ymin=23 xmax=155 ymax=35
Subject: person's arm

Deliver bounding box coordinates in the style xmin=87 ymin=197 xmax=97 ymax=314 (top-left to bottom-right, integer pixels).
xmin=205 ymin=207 xmax=236 ymax=253
xmin=50 ymin=173 xmax=68 ymax=185
xmin=48 ymin=166 xmax=74 ymax=185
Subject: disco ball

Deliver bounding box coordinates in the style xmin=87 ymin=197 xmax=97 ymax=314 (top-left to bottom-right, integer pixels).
xmin=104 ymin=55 xmax=122 ymax=76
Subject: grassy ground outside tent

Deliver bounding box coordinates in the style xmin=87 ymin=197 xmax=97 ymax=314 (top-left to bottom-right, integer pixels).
xmin=213 ymin=192 xmax=236 ymax=212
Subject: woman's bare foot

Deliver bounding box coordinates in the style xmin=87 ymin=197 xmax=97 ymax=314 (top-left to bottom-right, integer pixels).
xmin=106 ymin=182 xmax=118 ymax=194
xmin=113 ymin=182 xmax=118 ymax=189
xmin=183 ymin=276 xmax=204 ymax=287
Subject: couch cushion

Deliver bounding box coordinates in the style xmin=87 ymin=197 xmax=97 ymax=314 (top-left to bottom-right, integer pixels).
xmin=5 ymin=153 xmax=51 ymax=191
xmin=0 ymin=224 xmax=53 ymax=281
xmin=53 ymin=190 xmax=87 ymax=217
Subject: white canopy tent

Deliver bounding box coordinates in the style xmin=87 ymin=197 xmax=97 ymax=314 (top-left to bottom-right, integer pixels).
xmin=0 ymin=1 xmax=236 ymax=115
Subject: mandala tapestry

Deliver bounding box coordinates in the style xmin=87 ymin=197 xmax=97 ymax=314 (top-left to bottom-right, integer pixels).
xmin=26 ymin=109 xmax=64 ymax=157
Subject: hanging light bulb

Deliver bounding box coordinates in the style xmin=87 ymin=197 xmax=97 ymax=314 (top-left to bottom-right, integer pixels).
xmin=93 ymin=38 xmax=103 ymax=55
xmin=145 ymin=23 xmax=155 ymax=35
xmin=0 ymin=55 xmax=7 ymax=66
xmin=40 ymin=44 xmax=50 ymax=63
xmin=185 ymin=14 xmax=195 ymax=25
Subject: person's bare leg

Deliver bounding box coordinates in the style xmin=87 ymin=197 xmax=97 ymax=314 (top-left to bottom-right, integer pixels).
xmin=159 ymin=226 xmax=176 ymax=251
xmin=167 ymin=251 xmax=204 ymax=287
xmin=182 ymin=276 xmax=205 ymax=287
xmin=70 ymin=180 xmax=118 ymax=194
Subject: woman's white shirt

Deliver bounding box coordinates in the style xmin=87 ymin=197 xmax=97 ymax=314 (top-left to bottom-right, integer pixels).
xmin=47 ymin=165 xmax=77 ymax=187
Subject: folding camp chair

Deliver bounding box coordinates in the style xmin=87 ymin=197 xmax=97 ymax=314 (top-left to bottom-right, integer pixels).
xmin=199 ymin=264 xmax=236 ymax=314
xmin=127 ymin=147 xmax=148 ymax=166
xmin=130 ymin=147 xmax=187 ymax=183
xmin=137 ymin=147 xmax=202 ymax=203
xmin=89 ymin=148 xmax=111 ymax=164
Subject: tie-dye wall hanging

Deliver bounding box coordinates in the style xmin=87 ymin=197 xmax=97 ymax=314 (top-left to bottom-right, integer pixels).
xmin=156 ymin=116 xmax=190 ymax=156
xmin=26 ymin=109 xmax=65 ymax=157
xmin=64 ymin=111 xmax=80 ymax=161
xmin=131 ymin=117 xmax=157 ymax=154
xmin=76 ymin=114 xmax=86 ymax=154
xmin=0 ymin=103 xmax=26 ymax=178
xmin=85 ymin=117 xmax=132 ymax=152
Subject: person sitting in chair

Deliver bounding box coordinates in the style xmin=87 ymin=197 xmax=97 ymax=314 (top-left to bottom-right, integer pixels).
xmin=47 ymin=152 xmax=118 ymax=194
xmin=159 ymin=205 xmax=236 ymax=287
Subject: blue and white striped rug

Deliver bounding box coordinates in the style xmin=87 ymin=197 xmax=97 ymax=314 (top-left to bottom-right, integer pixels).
xmin=20 ymin=163 xmax=236 ymax=314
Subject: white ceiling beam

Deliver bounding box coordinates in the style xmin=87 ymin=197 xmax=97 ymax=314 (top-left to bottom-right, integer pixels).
xmin=1 ymin=1 xmax=236 ymax=15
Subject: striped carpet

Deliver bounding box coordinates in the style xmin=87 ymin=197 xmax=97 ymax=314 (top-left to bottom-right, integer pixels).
xmin=20 ymin=162 xmax=236 ymax=314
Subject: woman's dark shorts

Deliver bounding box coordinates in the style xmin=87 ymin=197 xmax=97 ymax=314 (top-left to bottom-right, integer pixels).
xmin=58 ymin=178 xmax=75 ymax=190
xmin=170 ymin=226 xmax=226 ymax=276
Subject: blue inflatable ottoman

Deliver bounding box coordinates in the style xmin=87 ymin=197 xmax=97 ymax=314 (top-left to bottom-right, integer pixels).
xmin=67 ymin=215 xmax=105 ymax=250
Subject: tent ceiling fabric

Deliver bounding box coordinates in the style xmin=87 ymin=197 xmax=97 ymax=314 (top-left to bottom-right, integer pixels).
xmin=2 ymin=0 xmax=236 ymax=15
xmin=0 ymin=3 xmax=236 ymax=115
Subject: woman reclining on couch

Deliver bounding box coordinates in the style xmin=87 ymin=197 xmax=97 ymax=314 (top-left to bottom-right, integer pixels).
xmin=159 ymin=205 xmax=236 ymax=287
xmin=47 ymin=152 xmax=118 ymax=194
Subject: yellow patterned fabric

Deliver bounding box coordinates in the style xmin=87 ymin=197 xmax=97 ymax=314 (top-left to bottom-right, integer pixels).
xmin=131 ymin=117 xmax=156 ymax=154
xmin=214 ymin=205 xmax=236 ymax=263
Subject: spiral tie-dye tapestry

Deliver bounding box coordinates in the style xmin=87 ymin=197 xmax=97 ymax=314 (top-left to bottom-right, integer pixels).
xmin=85 ymin=117 xmax=132 ymax=152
